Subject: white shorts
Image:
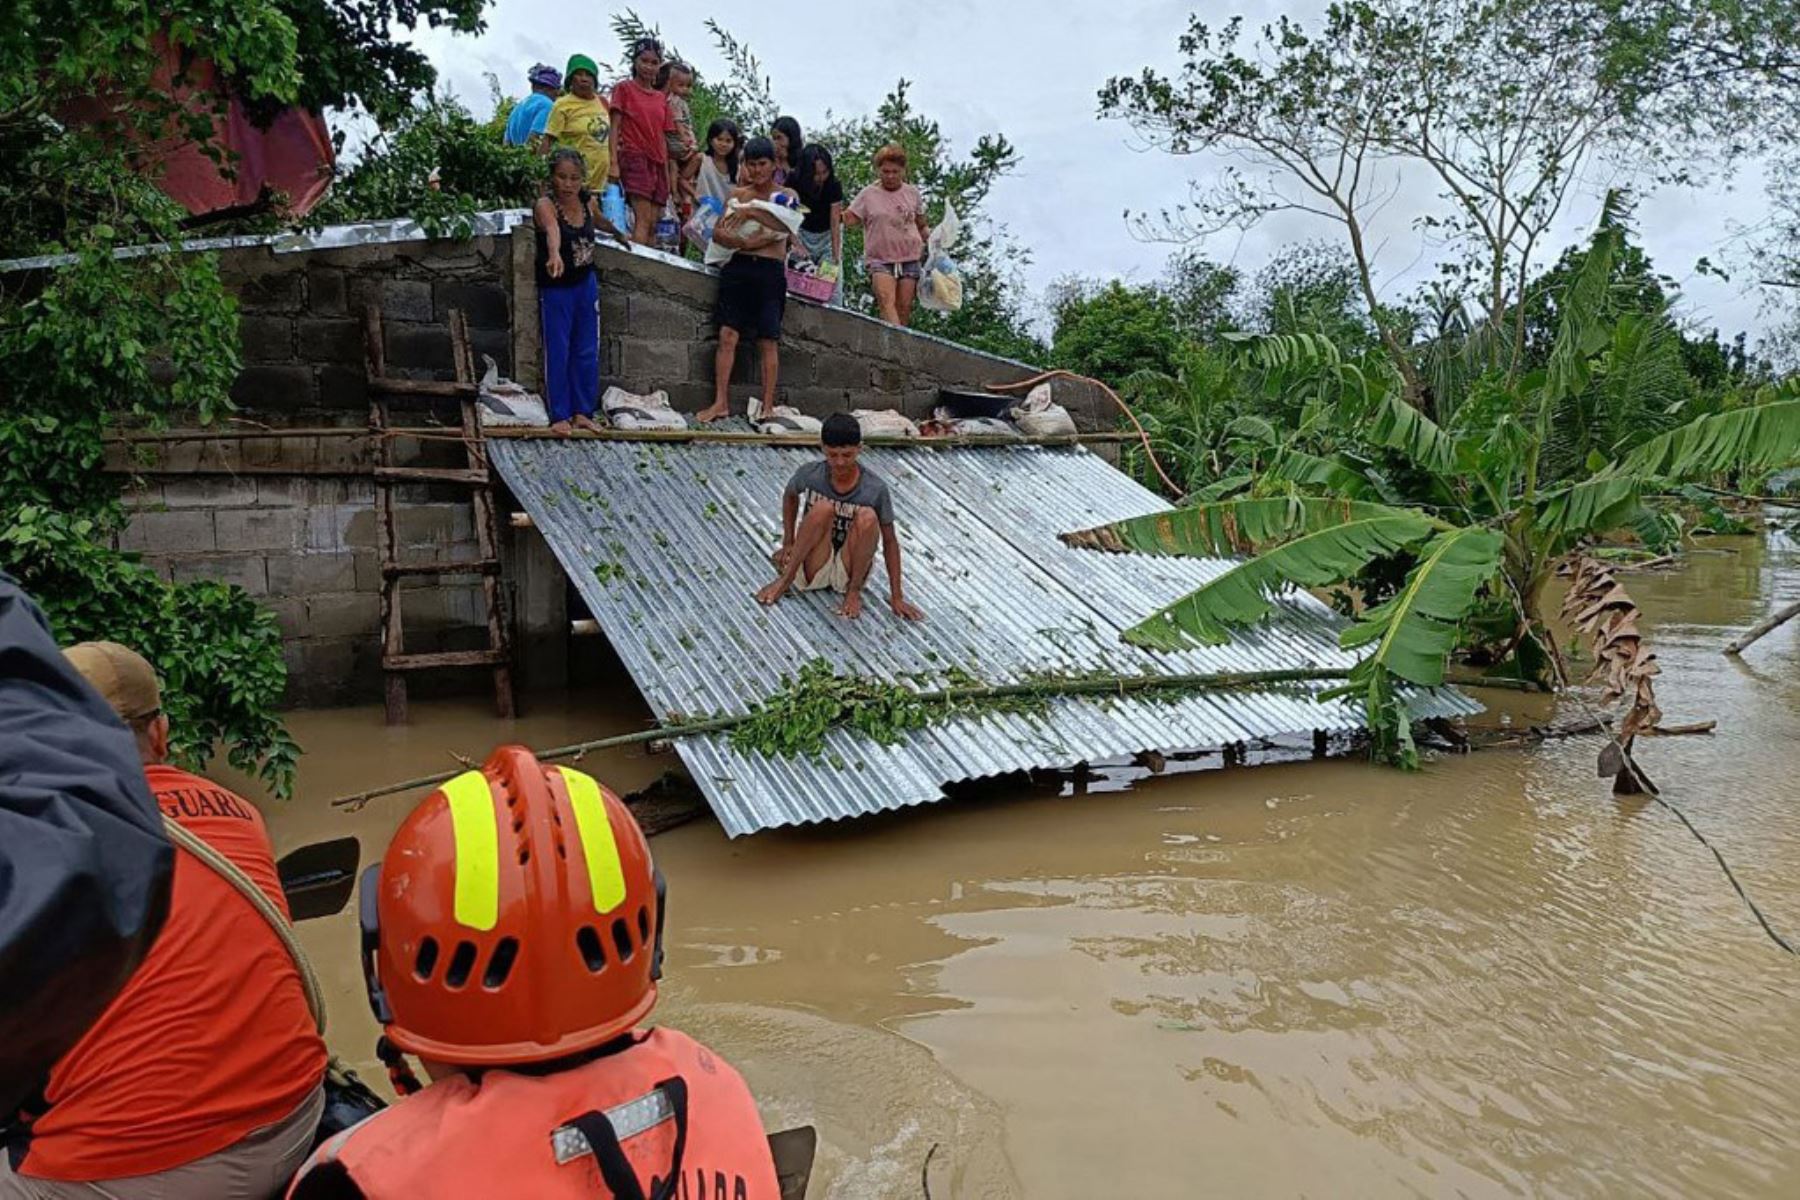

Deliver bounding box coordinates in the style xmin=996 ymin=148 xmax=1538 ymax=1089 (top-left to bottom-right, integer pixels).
xmin=796 ymin=548 xmax=850 ymax=593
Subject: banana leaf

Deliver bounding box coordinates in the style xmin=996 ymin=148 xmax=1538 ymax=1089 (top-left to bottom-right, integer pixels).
xmin=1122 ymin=509 xmax=1440 ymax=649
xmin=1338 ymin=526 xmax=1506 ymax=687
xmin=1063 ymin=496 xmax=1421 ymax=557
xmin=1617 ymin=398 xmax=1800 ymax=481
xmin=1368 ymin=391 xmax=1457 ymax=475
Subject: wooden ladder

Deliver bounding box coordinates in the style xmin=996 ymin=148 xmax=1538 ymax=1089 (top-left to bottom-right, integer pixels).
xmin=362 ymin=304 xmax=515 ymax=725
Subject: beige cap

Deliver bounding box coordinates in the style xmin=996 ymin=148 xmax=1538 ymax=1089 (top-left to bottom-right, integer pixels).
xmin=63 ymin=641 xmax=163 ymax=722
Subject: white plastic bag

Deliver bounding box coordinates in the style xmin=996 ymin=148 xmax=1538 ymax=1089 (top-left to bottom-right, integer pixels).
xmin=683 ymin=195 xmax=724 ymax=249
xmin=852 ymin=409 xmax=921 ymax=439
xmin=917 ymin=202 xmax=965 ymax=314
xmin=602 ymin=386 xmax=688 ymax=431
xmin=747 ymin=396 xmax=823 ymax=435
xmin=1009 ymin=382 xmax=1077 ymax=438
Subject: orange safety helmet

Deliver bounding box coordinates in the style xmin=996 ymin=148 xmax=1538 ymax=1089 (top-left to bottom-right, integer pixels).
xmin=359 ymin=746 xmax=666 ymax=1067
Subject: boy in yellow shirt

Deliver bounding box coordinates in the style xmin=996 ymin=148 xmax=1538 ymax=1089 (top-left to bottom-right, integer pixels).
xmin=543 ymin=54 xmax=611 ymax=192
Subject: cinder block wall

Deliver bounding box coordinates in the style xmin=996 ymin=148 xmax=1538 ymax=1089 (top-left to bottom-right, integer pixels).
xmin=112 ymin=225 xmax=1107 ymax=706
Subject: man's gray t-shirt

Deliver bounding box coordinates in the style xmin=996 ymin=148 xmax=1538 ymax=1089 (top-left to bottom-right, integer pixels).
xmin=785 ymin=461 xmax=894 ymax=547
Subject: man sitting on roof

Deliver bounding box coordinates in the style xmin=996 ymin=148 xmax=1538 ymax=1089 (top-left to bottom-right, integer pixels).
xmin=755 ymin=413 xmax=926 ymax=621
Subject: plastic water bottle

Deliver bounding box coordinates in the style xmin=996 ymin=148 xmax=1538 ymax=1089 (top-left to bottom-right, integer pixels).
xmin=601 ymin=183 xmax=628 ymax=234
xmin=654 ymin=203 xmax=680 ymax=254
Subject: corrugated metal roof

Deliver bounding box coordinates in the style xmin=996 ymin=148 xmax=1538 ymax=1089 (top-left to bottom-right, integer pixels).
xmin=490 ymin=440 xmax=1480 ymax=836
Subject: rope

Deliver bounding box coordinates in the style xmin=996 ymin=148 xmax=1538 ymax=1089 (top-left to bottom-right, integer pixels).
xmin=161 ymin=816 xmax=330 ymax=1032
xmin=986 ymin=368 xmax=1186 ymax=499
xmin=1646 ymin=791 xmax=1797 ymax=956
xmin=1555 ymin=690 xmax=1797 ymax=958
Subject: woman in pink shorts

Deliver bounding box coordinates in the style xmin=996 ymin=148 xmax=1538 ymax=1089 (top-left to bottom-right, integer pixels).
xmin=844 ymin=143 xmax=932 ymax=326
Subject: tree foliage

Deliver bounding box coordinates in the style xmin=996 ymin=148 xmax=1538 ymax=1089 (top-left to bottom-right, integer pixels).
xmin=1100 ymin=0 xmax=1800 ymax=408
xmin=1070 ymin=213 xmax=1800 ymax=764
xmin=312 ymin=89 xmax=540 ymax=234
xmin=0 ymin=1 xmax=492 ymax=795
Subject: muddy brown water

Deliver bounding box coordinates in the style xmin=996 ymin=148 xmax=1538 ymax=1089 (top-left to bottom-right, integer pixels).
xmin=247 ymin=532 xmax=1800 ymax=1197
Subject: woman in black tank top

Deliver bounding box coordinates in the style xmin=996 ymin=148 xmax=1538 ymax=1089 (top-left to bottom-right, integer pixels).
xmin=534 ymin=149 xmax=629 ymax=434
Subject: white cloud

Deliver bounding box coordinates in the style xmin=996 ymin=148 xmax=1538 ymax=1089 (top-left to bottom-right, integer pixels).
xmin=407 ymin=0 xmax=1777 ymax=341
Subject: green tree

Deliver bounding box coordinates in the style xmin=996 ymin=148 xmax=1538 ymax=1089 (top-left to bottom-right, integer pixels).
xmin=1 ymin=1 xmax=492 ymax=794
xmin=1068 ymin=206 xmax=1800 ymax=763
xmin=312 ymin=90 xmax=541 ymax=234
xmin=1162 ymin=250 xmax=1241 ymax=343
xmin=276 ymin=0 xmax=488 ymax=124
xmin=1098 ymin=0 xmax=1794 ymax=409
xmin=1048 ymin=279 xmax=1182 ymax=385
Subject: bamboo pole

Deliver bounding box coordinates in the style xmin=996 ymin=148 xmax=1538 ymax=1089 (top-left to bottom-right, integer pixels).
xmin=103 ymin=426 xmax=448 ymax=445
xmin=328 ymin=667 xmax=1352 ymax=812
xmin=480 ymin=425 xmax=1140 ymax=448
xmin=105 ymin=425 xmax=1139 ymax=451
xmin=1722 ymin=599 xmax=1800 ymax=657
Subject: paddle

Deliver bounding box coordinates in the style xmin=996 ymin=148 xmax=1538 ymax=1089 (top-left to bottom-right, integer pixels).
xmin=277 ymin=837 xmax=361 ymax=922
xmin=768 ymin=1126 xmax=816 ymax=1200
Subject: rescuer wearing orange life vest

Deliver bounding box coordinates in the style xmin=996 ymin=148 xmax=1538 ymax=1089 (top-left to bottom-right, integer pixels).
xmin=1 ymin=642 xmax=326 ymax=1200
xmin=286 ymin=746 xmax=780 ymax=1200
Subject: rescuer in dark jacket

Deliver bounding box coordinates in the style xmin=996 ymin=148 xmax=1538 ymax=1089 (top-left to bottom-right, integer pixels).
xmin=0 ymin=575 xmax=173 ymax=1115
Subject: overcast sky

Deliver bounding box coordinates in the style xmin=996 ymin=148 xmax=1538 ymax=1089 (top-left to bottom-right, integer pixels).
xmin=407 ymin=0 xmax=1781 ymax=344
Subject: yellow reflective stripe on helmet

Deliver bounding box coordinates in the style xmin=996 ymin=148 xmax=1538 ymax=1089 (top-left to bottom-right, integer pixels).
xmin=558 ymin=767 xmax=626 ymax=914
xmin=443 ymin=770 xmax=499 ymax=931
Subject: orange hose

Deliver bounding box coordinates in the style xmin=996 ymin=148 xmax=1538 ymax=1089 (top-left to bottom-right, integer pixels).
xmin=986 ymin=369 xmax=1185 ymax=499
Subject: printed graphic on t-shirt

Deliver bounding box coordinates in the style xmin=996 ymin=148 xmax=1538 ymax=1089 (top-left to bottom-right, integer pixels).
xmin=799 ymin=491 xmax=860 ymax=549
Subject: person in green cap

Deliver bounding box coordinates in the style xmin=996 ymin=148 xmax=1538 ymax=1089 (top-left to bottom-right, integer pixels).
xmin=543 ymin=54 xmax=611 ymax=193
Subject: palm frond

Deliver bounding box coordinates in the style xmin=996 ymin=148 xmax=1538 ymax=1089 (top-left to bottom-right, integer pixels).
xmin=1122 ymin=511 xmax=1440 ymax=650
xmin=1339 ymin=526 xmax=1506 ymax=687
xmin=1063 ymin=496 xmax=1422 ymax=557
xmin=1224 ymin=330 xmax=1343 ymax=373
xmin=1192 ymin=473 xmax=1253 ymax=502
xmin=1618 ymin=398 xmax=1800 ymax=480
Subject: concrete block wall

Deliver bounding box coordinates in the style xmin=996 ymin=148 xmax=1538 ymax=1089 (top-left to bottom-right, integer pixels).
xmin=112 ymin=224 xmax=1108 ymax=706
xmin=562 ymin=243 xmax=1110 ymax=426
xmin=113 ymin=440 xmax=490 ymax=707
xmin=220 ymin=235 xmax=515 ymax=419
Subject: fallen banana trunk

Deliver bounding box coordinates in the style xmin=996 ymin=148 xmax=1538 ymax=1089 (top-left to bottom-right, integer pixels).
xmin=1463 ymin=716 xmax=1715 ymax=750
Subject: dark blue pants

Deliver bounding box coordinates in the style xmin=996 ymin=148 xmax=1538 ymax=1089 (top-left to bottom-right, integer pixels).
xmin=540 ymin=272 xmax=599 ymax=423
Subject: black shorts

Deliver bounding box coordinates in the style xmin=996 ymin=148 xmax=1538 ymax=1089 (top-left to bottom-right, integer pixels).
xmin=716 ymin=255 xmax=787 ymax=340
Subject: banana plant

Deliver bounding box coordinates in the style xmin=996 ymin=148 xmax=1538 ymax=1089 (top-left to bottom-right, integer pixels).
xmin=1068 ymin=210 xmax=1800 ymax=764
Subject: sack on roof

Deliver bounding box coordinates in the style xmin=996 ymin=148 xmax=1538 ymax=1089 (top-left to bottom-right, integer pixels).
xmin=602 ymin=386 xmax=688 ymax=431
xmin=1009 ymin=383 xmax=1077 ymax=438
xmin=747 ymin=397 xmax=823 ymax=435
xmin=852 ymin=409 xmax=921 ymax=439
xmin=922 ymin=409 xmax=1020 ymax=439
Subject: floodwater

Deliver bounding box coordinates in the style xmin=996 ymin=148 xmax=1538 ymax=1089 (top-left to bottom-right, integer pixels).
xmin=252 ymin=530 xmax=1800 ymax=1198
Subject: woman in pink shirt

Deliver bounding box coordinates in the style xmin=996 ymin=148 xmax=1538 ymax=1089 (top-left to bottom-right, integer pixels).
xmin=845 ymin=143 xmax=931 ymax=326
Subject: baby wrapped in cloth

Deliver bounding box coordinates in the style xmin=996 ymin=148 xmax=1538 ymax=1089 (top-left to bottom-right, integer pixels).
xmin=703 ymin=195 xmax=804 ymax=266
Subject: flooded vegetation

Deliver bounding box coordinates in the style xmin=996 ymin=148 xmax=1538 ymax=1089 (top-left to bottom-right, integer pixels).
xmin=254 ymin=528 xmax=1800 ymax=1197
